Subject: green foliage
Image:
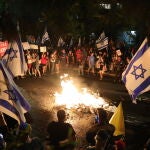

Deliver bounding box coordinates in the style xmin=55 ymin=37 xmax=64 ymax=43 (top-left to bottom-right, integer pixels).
xmin=0 ymin=0 xmax=5 ymax=13
xmin=0 ymin=0 xmax=150 ymax=40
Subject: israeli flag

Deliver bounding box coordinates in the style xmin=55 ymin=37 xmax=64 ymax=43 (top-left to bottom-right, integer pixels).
xmin=41 ymin=27 xmax=50 ymax=44
xmin=96 ymin=31 xmax=108 ymax=50
xmin=96 ymin=37 xmax=108 ymax=50
xmin=57 ymin=37 xmax=65 ymax=47
xmin=17 ymin=21 xmax=28 ymax=75
xmin=2 ymin=41 xmax=27 ymax=77
xmin=122 ymin=38 xmax=150 ymax=101
xmin=0 ymin=61 xmax=31 ymax=124
xmin=2 ymin=22 xmax=27 ymax=77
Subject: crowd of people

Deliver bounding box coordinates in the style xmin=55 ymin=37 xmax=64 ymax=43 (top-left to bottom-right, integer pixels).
xmin=0 ymin=108 xmax=126 ymax=150
xmin=1 ymin=39 xmax=150 ymax=149
xmin=23 ymin=41 xmax=134 ymax=84
xmin=1 ymin=107 xmax=150 ymax=150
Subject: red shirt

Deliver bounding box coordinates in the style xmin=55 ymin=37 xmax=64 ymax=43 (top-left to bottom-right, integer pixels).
xmin=41 ymin=56 xmax=47 ymax=64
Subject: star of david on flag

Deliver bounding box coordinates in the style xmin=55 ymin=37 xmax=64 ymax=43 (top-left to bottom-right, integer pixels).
xmin=131 ymin=64 xmax=147 ymax=80
xmin=9 ymin=49 xmax=18 ymax=61
xmin=122 ymin=37 xmax=150 ymax=101
xmin=0 ymin=61 xmax=31 ymax=124
xmin=2 ymin=48 xmax=18 ymax=61
xmin=4 ymin=89 xmax=16 ymax=101
xmin=2 ymin=40 xmax=27 ymax=77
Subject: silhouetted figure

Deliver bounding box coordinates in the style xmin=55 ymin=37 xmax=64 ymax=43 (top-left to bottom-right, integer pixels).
xmin=46 ymin=109 xmax=76 ymax=150
xmin=95 ymin=129 xmax=115 ymax=150
xmin=86 ymin=108 xmax=114 ymax=146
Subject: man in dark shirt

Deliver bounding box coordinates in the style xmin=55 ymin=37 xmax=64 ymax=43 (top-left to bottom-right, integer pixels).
xmin=47 ymin=109 xmax=76 ymax=150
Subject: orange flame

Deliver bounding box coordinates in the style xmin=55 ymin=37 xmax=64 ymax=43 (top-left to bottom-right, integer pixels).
xmin=55 ymin=74 xmax=116 ymax=111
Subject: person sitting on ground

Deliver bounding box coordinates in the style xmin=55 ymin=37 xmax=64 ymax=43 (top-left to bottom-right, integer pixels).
xmin=86 ymin=108 xmax=114 ymax=147
xmin=46 ymin=109 xmax=76 ymax=150
xmin=94 ymin=129 xmax=115 ymax=150
xmin=19 ymin=123 xmax=44 ymax=150
xmin=5 ymin=123 xmax=31 ymax=149
xmin=18 ymin=137 xmax=44 ymax=150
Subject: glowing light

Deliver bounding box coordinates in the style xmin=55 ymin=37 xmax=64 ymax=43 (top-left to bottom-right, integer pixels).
xmin=54 ymin=74 xmax=116 ymax=111
xmin=131 ymin=31 xmax=136 ymax=36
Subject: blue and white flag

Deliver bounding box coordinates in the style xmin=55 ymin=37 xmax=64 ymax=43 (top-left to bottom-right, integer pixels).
xmin=122 ymin=38 xmax=150 ymax=101
xmin=2 ymin=22 xmax=27 ymax=77
xmin=0 ymin=61 xmax=31 ymax=124
xmin=57 ymin=37 xmax=65 ymax=47
xmin=17 ymin=21 xmax=28 ymax=75
xmin=96 ymin=37 xmax=108 ymax=50
xmin=96 ymin=31 xmax=108 ymax=50
xmin=41 ymin=27 xmax=50 ymax=44
xmin=2 ymin=41 xmax=27 ymax=77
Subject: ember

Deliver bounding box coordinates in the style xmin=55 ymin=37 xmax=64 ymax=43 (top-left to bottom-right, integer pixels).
xmin=54 ymin=74 xmax=116 ymax=113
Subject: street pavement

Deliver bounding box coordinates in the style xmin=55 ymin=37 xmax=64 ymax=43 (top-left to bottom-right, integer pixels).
xmin=15 ymin=70 xmax=150 ymax=149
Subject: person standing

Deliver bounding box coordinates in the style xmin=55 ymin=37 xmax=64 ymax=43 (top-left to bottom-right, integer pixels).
xmin=113 ymin=56 xmax=124 ymax=83
xmin=26 ymin=50 xmax=32 ymax=76
xmin=67 ymin=50 xmax=75 ymax=66
xmin=59 ymin=49 xmax=68 ymax=73
xmin=50 ymin=50 xmax=57 ymax=74
xmin=95 ymin=54 xmax=104 ymax=80
xmin=55 ymin=50 xmax=60 ymax=74
xmin=78 ymin=59 xmax=84 ymax=76
xmin=35 ymin=52 xmax=41 ymax=78
xmin=41 ymin=53 xmax=48 ymax=75
xmin=75 ymin=48 xmax=82 ymax=65
xmin=87 ymin=52 xmax=95 ymax=75
xmin=31 ymin=52 xmax=36 ymax=76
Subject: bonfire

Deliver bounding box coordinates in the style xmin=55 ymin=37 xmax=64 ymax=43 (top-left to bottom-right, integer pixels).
xmin=54 ymin=74 xmax=116 ymax=114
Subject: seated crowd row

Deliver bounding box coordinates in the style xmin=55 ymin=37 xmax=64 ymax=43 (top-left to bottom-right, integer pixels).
xmin=1 ymin=108 xmax=150 ymax=149
xmin=0 ymin=108 xmax=127 ymax=150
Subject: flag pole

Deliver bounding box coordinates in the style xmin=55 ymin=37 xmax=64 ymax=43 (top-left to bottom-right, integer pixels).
xmin=16 ymin=21 xmax=27 ymax=76
xmin=2 ymin=40 xmax=13 ymax=67
xmin=6 ymin=44 xmax=11 ymax=66
xmin=0 ymin=112 xmax=7 ymax=126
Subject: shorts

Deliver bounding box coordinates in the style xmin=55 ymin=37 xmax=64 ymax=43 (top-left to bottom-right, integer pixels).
xmin=41 ymin=64 xmax=46 ymax=67
xmin=27 ymin=63 xmax=32 ymax=69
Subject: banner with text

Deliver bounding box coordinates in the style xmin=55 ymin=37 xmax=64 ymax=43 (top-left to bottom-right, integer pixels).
xmin=40 ymin=46 xmax=46 ymax=52
xmin=0 ymin=41 xmax=8 ymax=57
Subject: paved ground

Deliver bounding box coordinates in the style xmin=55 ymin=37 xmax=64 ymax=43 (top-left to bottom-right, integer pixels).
xmin=14 ymin=70 xmax=150 ymax=150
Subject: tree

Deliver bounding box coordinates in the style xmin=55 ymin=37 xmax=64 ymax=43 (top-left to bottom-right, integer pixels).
xmin=0 ymin=0 xmax=150 ymax=42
